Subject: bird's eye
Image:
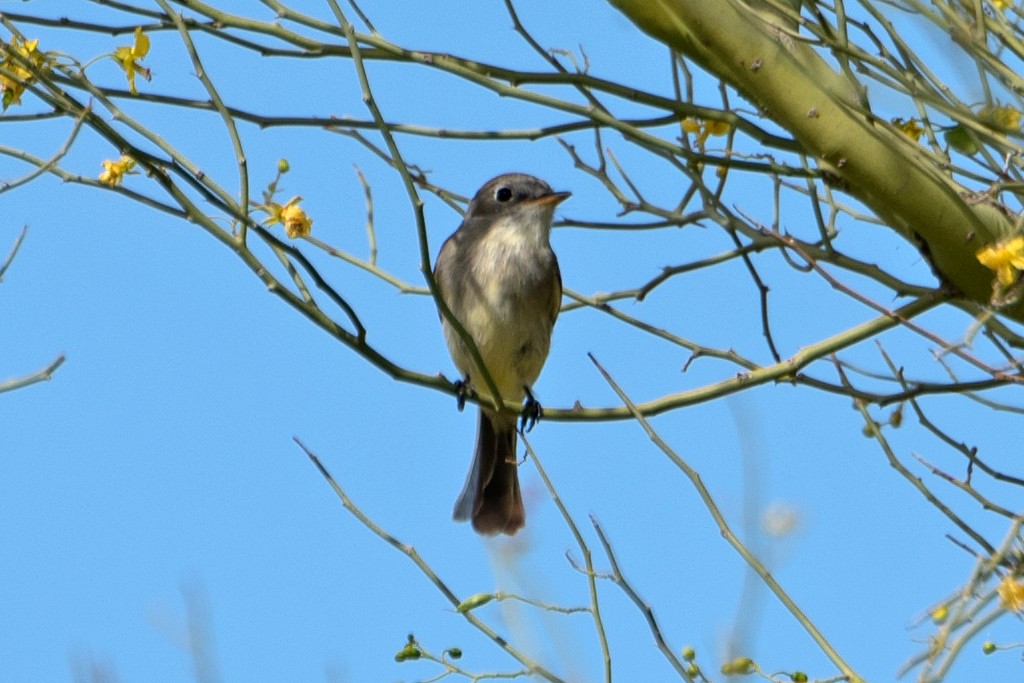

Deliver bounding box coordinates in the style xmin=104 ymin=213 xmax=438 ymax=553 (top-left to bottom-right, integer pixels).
xmin=495 ymin=186 xmax=513 ymax=202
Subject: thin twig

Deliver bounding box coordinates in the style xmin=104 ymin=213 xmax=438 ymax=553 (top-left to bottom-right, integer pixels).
xmin=0 ymin=354 xmax=66 ymax=394
xmin=590 ymin=518 xmax=693 ymax=681
xmin=588 ymin=352 xmax=864 ymax=683
xmin=0 ymin=226 xmax=28 ymax=282
xmin=521 ymin=435 xmax=612 ymax=683
xmin=292 ymin=437 xmax=568 ymax=683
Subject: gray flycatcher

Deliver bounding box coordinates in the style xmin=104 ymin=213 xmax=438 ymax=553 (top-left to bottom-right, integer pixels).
xmin=433 ymin=173 xmax=569 ymax=535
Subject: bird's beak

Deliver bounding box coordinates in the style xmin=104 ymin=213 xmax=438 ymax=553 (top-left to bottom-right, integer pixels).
xmin=528 ymin=191 xmax=571 ymax=206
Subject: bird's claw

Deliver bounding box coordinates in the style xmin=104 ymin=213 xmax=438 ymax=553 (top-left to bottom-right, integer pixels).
xmin=519 ymin=386 xmax=543 ymax=433
xmin=454 ymin=378 xmax=470 ymax=412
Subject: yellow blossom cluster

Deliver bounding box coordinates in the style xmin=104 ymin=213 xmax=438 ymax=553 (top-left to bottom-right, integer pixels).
xmin=1 ymin=35 xmax=49 ymax=110
xmin=682 ymin=117 xmax=731 ymax=147
xmin=98 ymin=156 xmax=137 ymax=187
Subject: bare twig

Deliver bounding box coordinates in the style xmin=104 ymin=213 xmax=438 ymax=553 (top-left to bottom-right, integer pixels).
xmin=588 ymin=352 xmax=864 ymax=683
xmin=293 ymin=437 xmax=569 ymax=683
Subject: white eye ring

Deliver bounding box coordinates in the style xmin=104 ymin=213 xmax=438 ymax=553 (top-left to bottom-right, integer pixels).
xmin=495 ymin=186 xmax=514 ymax=202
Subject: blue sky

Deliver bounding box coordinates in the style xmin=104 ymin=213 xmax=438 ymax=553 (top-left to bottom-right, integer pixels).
xmin=3 ymin=1 xmax=1022 ymax=682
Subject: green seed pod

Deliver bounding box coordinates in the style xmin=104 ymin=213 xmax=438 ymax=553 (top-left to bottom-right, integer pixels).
xmin=456 ymin=592 xmax=494 ymax=613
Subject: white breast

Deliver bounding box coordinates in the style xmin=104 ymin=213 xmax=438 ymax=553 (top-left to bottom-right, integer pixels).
xmin=453 ymin=211 xmax=555 ymax=400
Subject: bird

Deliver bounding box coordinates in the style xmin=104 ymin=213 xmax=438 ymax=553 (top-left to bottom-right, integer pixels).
xmin=433 ymin=173 xmax=568 ymax=535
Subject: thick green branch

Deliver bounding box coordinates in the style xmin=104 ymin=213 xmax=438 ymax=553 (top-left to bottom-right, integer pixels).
xmin=606 ymin=0 xmax=1021 ymax=318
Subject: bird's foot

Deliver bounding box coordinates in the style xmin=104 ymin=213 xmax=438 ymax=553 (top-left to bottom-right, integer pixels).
xmin=454 ymin=378 xmax=471 ymax=412
xmin=519 ymin=386 xmax=543 ymax=433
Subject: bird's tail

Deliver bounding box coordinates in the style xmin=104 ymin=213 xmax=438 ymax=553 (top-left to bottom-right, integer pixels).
xmin=452 ymin=409 xmax=524 ymax=535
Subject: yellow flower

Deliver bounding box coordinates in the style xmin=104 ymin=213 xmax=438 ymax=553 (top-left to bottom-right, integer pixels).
xmin=260 ymin=196 xmax=313 ymax=238
xmin=997 ymin=575 xmax=1024 ymax=613
xmin=705 ymin=119 xmax=730 ymax=136
xmin=990 ymin=0 xmax=1013 ymax=10
xmin=113 ymin=27 xmax=151 ymax=95
xmin=98 ymin=156 xmax=137 ymax=187
xmin=681 ymin=118 xmax=701 ymax=134
xmin=1 ymin=35 xmax=48 ymax=110
xmin=892 ymin=117 xmax=924 ymax=141
xmin=682 ymin=116 xmax=731 ymax=147
xmin=980 ymin=105 xmax=1022 ymax=131
xmin=976 ymin=236 xmax=1024 ymax=286
xmin=282 ymin=203 xmax=313 ymax=238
